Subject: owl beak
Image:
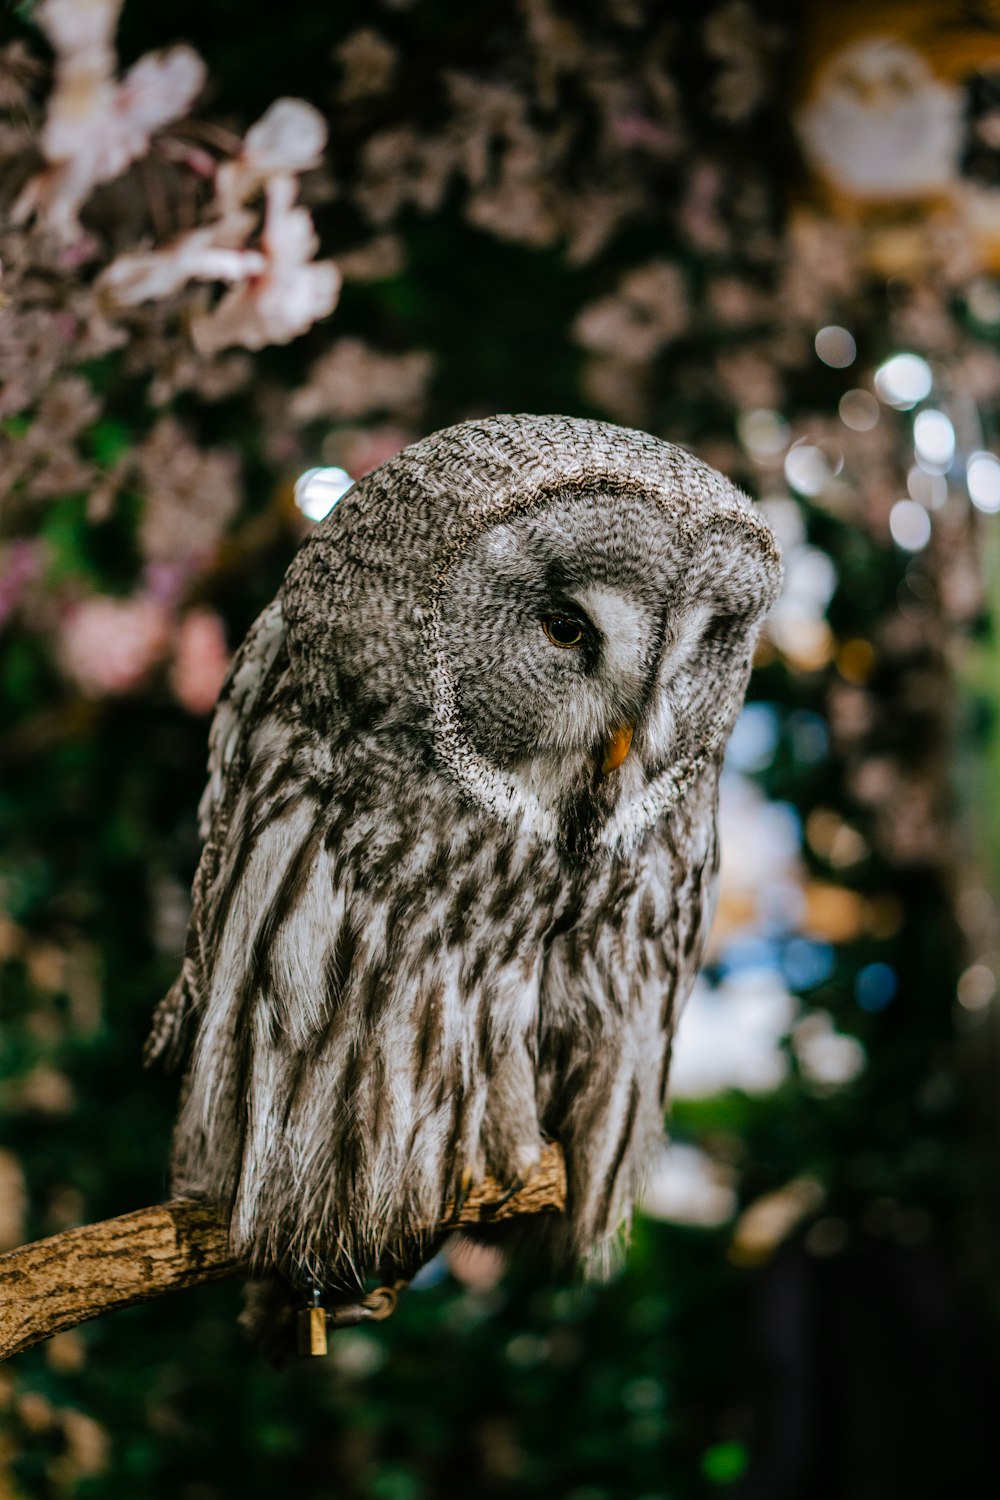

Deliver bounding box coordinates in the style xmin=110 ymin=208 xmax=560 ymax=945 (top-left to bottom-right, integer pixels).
xmin=601 ymin=723 xmax=634 ymax=776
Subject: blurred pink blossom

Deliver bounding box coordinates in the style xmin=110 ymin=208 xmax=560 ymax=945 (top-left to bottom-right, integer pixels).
xmin=59 ymin=594 xmax=170 ymax=697
xmin=447 ymin=1238 xmax=507 ymax=1292
xmin=143 ymin=438 xmax=240 ymax=569
xmin=609 ymin=111 xmax=681 ymax=155
xmin=680 ymin=160 xmax=729 ymax=253
xmin=98 ymin=213 xmax=264 ymax=305
xmin=215 ymin=98 xmax=328 ymax=212
xmin=342 ymin=427 xmax=413 ymax=477
xmin=291 ymin=340 xmax=432 ymax=424
xmin=191 ymin=177 xmax=340 ymax=355
xmin=13 ymin=0 xmax=206 ymax=241
xmin=0 ymin=542 xmax=43 ymax=630
xmin=169 ymin=608 xmax=229 ymax=715
xmin=573 ymin=261 xmax=688 ymax=363
xmin=142 ymin=562 xmax=191 ymax=608
xmin=334 ymin=29 xmax=399 ymax=105
xmin=319 ymin=426 xmax=414 ymax=479
xmin=99 ymin=90 xmax=339 ymax=355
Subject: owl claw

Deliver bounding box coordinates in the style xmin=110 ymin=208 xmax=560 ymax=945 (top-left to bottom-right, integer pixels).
xmin=491 ymin=1175 xmax=525 ymax=1211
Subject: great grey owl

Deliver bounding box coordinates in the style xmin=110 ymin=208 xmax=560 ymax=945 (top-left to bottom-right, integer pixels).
xmin=148 ymin=413 xmax=781 ymax=1319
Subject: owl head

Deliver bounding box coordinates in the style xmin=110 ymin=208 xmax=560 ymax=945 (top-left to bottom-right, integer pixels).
xmin=283 ymin=415 xmax=781 ymax=854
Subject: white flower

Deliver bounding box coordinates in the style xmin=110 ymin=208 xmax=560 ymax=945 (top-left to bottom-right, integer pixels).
xmin=96 ymin=107 xmax=339 ymax=354
xmin=98 ymin=213 xmax=263 ymax=304
xmin=34 ymin=0 xmax=117 ymax=73
xmin=111 ymin=46 xmax=206 ymax=148
xmin=14 ymin=0 xmax=205 ymax=239
xmin=215 ymin=98 xmax=328 ymax=212
xmin=191 ymin=177 xmax=340 ymax=355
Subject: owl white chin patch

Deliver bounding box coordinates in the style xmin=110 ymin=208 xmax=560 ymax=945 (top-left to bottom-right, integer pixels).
xmin=600 ymin=744 xmax=717 ymax=852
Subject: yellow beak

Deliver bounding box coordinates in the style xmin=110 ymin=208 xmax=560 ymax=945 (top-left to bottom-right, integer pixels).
xmin=601 ymin=724 xmax=634 ymax=775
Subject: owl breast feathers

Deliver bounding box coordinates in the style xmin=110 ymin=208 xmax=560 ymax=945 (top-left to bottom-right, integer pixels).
xmin=150 ymin=414 xmax=781 ymax=1296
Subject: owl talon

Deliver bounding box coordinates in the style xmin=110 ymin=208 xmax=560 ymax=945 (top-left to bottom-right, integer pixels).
xmin=483 ymin=1174 xmax=525 ymax=1216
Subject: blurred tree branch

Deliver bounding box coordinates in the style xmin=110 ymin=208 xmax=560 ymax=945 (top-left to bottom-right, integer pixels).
xmin=0 ymin=1142 xmax=566 ymax=1361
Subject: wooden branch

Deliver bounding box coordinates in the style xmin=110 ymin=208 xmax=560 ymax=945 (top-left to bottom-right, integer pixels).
xmin=0 ymin=1143 xmax=566 ymax=1362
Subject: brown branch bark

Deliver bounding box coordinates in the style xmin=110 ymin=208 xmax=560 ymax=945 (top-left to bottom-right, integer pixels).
xmin=0 ymin=1142 xmax=567 ymax=1362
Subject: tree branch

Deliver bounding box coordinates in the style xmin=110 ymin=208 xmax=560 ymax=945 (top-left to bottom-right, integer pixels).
xmin=0 ymin=1143 xmax=567 ymax=1362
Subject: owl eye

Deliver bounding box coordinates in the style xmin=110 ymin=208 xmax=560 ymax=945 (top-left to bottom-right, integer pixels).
xmin=542 ymin=614 xmax=584 ymax=649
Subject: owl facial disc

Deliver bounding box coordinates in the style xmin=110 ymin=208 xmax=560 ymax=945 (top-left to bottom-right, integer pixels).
xmin=283 ymin=414 xmax=783 ymax=855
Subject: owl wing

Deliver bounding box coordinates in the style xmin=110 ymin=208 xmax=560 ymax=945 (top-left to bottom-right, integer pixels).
xmin=198 ymin=597 xmax=288 ymax=843
xmin=145 ymin=599 xmax=288 ymax=1069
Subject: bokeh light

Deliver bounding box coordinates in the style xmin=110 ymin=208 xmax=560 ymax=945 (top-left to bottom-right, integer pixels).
xmin=966 ymin=279 xmax=1000 ymax=327
xmin=793 ymin=1010 xmax=867 ymax=1086
xmin=839 ymin=388 xmax=880 ymax=431
xmin=815 ymin=325 xmax=857 ymax=368
xmin=907 ymin=465 xmax=948 ymax=509
xmin=913 ymin=409 xmax=956 ymax=472
xmin=640 ymin=1143 xmax=737 ymax=1228
xmin=737 ymin=408 xmax=790 ymax=460
xmin=957 ymin=964 xmax=997 ymax=1011
xmin=889 ymin=498 xmax=932 ymax=551
xmin=293 ymin=465 xmax=353 ymax=520
xmin=784 ymin=443 xmax=835 ymax=496
xmin=725 ymin=702 xmax=780 ymax=773
xmin=967 ymin=451 xmax=1000 ymax=514
xmin=855 ymin=962 xmax=898 ymax=1012
xmin=874 ymin=352 xmax=933 ymax=409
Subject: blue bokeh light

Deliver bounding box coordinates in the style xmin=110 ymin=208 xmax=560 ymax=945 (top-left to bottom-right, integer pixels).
xmin=783 ymin=937 xmax=836 ymax=991
xmin=726 ymin=702 xmax=780 ymax=773
xmin=855 ymin=962 xmax=898 ymax=1012
xmin=786 ymin=709 xmax=830 ymax=765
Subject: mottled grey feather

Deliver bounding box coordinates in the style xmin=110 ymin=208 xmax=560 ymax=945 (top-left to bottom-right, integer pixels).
xmin=155 ymin=413 xmax=781 ymax=1310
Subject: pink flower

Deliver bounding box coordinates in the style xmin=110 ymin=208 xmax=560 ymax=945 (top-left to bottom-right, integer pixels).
xmin=215 ymin=98 xmax=327 ymax=213
xmin=97 ymin=95 xmax=339 ymax=354
xmin=325 ymin=425 xmax=414 ymax=478
xmin=169 ymin=608 xmax=230 ymax=715
xmin=609 ymin=112 xmax=681 ymax=155
xmin=98 ymin=212 xmax=264 ymax=304
xmin=290 ymin=341 xmax=433 ymax=424
xmin=191 ymin=177 xmax=340 ymax=355
xmin=14 ymin=0 xmax=205 ymax=240
xmin=59 ymin=593 xmax=170 ymax=696
xmin=0 ymin=541 xmax=43 ymax=630
xmin=446 ymin=1239 xmax=507 ymax=1292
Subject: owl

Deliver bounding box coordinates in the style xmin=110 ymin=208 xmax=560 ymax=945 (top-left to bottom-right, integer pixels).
xmin=148 ymin=414 xmax=781 ymax=1328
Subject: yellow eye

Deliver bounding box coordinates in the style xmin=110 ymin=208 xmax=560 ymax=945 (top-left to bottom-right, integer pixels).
xmin=542 ymin=614 xmax=584 ymax=649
